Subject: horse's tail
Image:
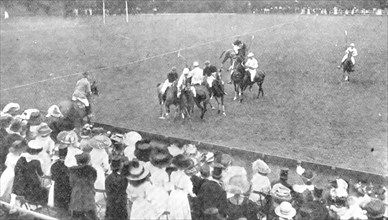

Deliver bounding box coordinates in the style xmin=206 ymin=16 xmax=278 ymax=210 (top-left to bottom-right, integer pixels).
xmin=219 ymin=50 xmax=226 ymax=59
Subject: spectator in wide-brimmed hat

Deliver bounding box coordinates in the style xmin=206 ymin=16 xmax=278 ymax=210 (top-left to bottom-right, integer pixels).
xmin=148 ymin=147 xmax=172 ymax=186
xmin=0 ymin=114 xmax=14 ymax=172
xmin=64 ymin=130 xmax=82 ymax=168
xmin=224 ymin=166 xmax=260 ymax=220
xmin=126 ymin=160 xmax=156 ymax=219
xmin=167 ymin=154 xmax=195 ymax=220
xmin=250 ymin=159 xmax=272 ymax=205
xmin=123 ymin=131 xmax=142 ymax=160
xmin=0 ymin=139 xmax=27 ymax=202
xmin=295 ymin=187 xmax=329 ymax=220
xmin=45 ymin=105 xmax=66 ymax=142
xmin=69 ymin=153 xmax=97 ymax=220
xmin=12 ymin=139 xmax=48 ymax=206
xmin=1 ymin=103 xmax=20 ymax=117
xmin=292 ymin=164 xmax=317 ymax=209
xmin=50 ymin=139 xmax=71 ymax=211
xmin=88 ymin=135 xmax=111 ymax=203
xmin=22 ymin=109 xmax=42 ymax=140
xmin=6 ymin=118 xmax=23 ymax=136
xmin=35 ymin=123 xmax=55 ymax=175
xmin=363 ymin=199 xmax=386 ymax=220
xmin=274 ymin=201 xmax=296 ymax=220
xmin=105 ymin=155 xmax=128 ymax=220
xmin=197 ymin=162 xmax=228 ymax=219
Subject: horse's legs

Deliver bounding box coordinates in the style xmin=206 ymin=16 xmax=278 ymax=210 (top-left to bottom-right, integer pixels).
xmin=257 ymin=82 xmax=264 ymax=98
xmin=214 ymin=96 xmax=220 ymax=114
xmin=159 ymin=101 xmax=166 ymax=119
xmin=201 ymin=101 xmax=208 ymax=119
xmin=221 ymin=96 xmax=226 ymax=116
xmin=239 ymin=89 xmax=243 ymax=103
xmin=233 ymin=83 xmax=238 ymax=101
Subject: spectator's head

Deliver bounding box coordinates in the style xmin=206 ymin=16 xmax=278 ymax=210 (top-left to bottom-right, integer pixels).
xmin=9 ymin=139 xmax=27 ymax=155
xmin=110 ymin=155 xmax=122 ymax=172
xmin=252 ymin=159 xmax=271 ymax=176
xmin=8 ymin=118 xmax=23 ymax=134
xmin=2 ymin=103 xmax=20 ymax=116
xmin=89 ymin=135 xmax=112 ymax=150
xmin=150 ymin=146 xmax=172 ymax=168
xmin=27 ymin=139 xmax=43 ymax=155
xmin=199 ymin=163 xmax=210 ymax=178
xmin=364 ymin=199 xmax=386 ymax=220
xmin=46 ymin=105 xmax=63 ymax=118
xmin=224 ymin=167 xmax=250 ymax=196
xmin=0 ymin=114 xmax=13 ymax=129
xmin=171 ymin=66 xmax=177 ymax=73
xmin=37 ymin=123 xmax=52 ymax=138
xmin=58 ymin=148 xmax=68 ymax=159
xmin=212 ymin=163 xmax=224 ymax=180
xmin=134 ymin=139 xmax=152 ymax=162
xmin=172 ymin=154 xmax=193 ymax=171
xmin=126 ymin=160 xmax=150 ymax=186
xmin=280 ymin=167 xmax=289 ymax=181
xmin=275 ymin=201 xmax=296 ymax=220
xmin=75 ymin=152 xmax=90 ymax=166
xmin=28 ymin=110 xmax=42 ymax=126
xmin=300 ymin=169 xmax=315 ymax=185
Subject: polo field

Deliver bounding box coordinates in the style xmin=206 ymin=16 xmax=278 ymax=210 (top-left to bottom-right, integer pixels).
xmin=0 ymin=14 xmax=387 ymax=176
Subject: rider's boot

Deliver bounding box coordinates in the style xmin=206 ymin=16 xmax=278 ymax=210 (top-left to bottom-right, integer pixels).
xmin=228 ymin=75 xmax=232 ymax=84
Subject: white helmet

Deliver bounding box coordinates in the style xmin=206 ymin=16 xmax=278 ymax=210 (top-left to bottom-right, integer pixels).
xmin=350 ymin=43 xmax=355 ymax=47
xmin=193 ymin=61 xmax=199 ymax=67
xmin=247 ymin=52 xmax=254 ymax=58
xmin=183 ymin=68 xmax=190 ymax=75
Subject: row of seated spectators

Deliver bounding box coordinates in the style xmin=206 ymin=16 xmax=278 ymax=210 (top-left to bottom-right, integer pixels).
xmin=0 ymin=102 xmax=387 ymax=220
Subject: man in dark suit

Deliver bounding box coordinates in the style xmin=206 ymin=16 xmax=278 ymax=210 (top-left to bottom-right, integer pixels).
xmin=197 ymin=164 xmax=228 ymax=220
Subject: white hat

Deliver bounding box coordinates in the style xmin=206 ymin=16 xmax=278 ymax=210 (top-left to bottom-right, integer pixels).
xmin=183 ymin=68 xmax=190 ymax=75
xmin=275 ymin=201 xmax=296 ymax=219
xmin=28 ymin=139 xmax=43 ymax=150
xmin=21 ymin=109 xmax=40 ymax=120
xmin=193 ymin=61 xmax=199 ymax=67
xmin=350 ymin=43 xmax=355 ymax=47
xmin=167 ymin=143 xmax=184 ymax=157
xmin=2 ymin=103 xmax=20 ymax=114
xmin=247 ymin=52 xmax=254 ymax=58
xmin=46 ymin=105 xmax=64 ymax=118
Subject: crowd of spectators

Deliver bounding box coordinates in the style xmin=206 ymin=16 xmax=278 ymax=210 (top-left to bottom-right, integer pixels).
xmin=0 ymin=102 xmax=387 ymax=220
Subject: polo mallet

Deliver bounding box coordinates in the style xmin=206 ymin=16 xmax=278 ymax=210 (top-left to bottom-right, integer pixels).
xmin=247 ymin=35 xmax=255 ymax=53
xmin=344 ymin=30 xmax=348 ymax=46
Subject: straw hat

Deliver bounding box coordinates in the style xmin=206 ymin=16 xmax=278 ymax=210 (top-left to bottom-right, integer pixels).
xmin=271 ymin=183 xmax=292 ymax=202
xmin=167 ymin=143 xmax=184 ymax=157
xmin=212 ymin=163 xmax=224 ymax=180
xmin=28 ymin=139 xmax=43 ymax=150
xmin=275 ymin=202 xmax=296 ymax=219
xmin=123 ymin=131 xmax=142 ymax=148
xmin=89 ymin=135 xmax=112 ymax=149
xmin=252 ymin=159 xmax=271 ymax=175
xmin=37 ymin=123 xmax=52 ymax=136
xmin=126 ymin=160 xmax=150 ymax=181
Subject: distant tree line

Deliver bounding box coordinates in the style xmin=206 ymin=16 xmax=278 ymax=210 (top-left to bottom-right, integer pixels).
xmin=1 ymin=0 xmax=387 ymax=16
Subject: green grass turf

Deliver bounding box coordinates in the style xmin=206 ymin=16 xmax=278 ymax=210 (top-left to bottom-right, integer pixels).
xmin=1 ymin=14 xmax=387 ymax=175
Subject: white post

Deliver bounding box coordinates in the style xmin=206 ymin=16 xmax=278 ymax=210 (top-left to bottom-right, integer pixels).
xmin=125 ymin=0 xmax=129 ymax=23
xmin=103 ymin=0 xmax=106 ymax=24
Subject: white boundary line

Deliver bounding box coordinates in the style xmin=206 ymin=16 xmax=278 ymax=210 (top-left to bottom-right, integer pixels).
xmin=1 ymin=17 xmax=303 ymax=92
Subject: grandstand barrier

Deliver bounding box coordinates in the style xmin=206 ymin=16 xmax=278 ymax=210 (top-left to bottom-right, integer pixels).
xmin=95 ymin=122 xmax=387 ymax=185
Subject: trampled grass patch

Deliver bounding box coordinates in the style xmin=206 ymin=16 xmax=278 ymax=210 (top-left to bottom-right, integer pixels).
xmin=1 ymin=14 xmax=387 ymax=175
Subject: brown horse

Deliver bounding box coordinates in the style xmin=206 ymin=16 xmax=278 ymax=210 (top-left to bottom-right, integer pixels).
xmin=204 ymin=69 xmax=226 ymax=115
xmin=341 ymin=51 xmax=354 ymax=81
xmin=220 ymin=49 xmax=236 ymax=68
xmin=190 ymin=85 xmax=210 ymax=119
xmin=57 ymin=99 xmax=89 ymax=130
xmin=157 ymin=82 xmax=192 ymax=120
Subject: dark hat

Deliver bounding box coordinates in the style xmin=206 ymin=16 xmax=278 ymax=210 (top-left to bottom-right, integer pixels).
xmin=212 ymin=163 xmax=224 ymax=180
xmin=364 ymin=199 xmax=386 ymax=219
xmin=28 ymin=111 xmax=42 ymax=126
xmin=58 ymin=148 xmax=68 ymax=159
xmin=150 ymin=147 xmax=172 ymax=168
xmin=313 ymin=187 xmax=323 ymax=199
xmin=204 ymin=60 xmax=211 ymax=65
xmin=0 ymin=114 xmax=13 ymax=128
xmin=233 ymin=40 xmax=242 ymax=45
xmin=82 ymin=72 xmax=89 ymax=77
xmin=134 ymin=140 xmax=153 ymax=162
xmin=110 ymin=155 xmax=122 ymax=170
xmin=172 ymin=154 xmax=193 ymax=170
xmin=280 ymin=168 xmax=289 ymax=180
xmin=9 ymin=119 xmax=23 ymax=133
xmin=75 ymin=152 xmax=90 ymax=165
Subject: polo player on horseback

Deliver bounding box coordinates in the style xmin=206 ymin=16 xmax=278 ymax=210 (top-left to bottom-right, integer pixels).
xmin=245 ymin=52 xmax=259 ymax=82
xmin=233 ymin=40 xmax=247 ymax=59
xmin=204 ymin=60 xmax=226 ymax=96
xmin=177 ymin=68 xmax=190 ymax=98
xmin=72 ymin=72 xmax=92 ymax=121
xmin=160 ymin=66 xmax=179 ymax=97
xmin=338 ymin=43 xmax=358 ymax=71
